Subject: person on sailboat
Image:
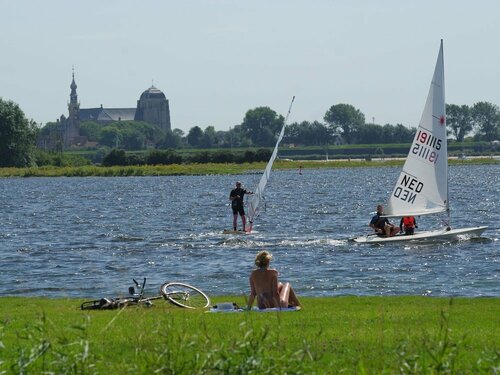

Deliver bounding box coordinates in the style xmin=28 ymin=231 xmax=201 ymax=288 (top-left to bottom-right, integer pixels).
xmin=369 ymin=205 xmax=400 ymax=237
xmin=229 ymin=181 xmax=253 ymax=232
xmin=247 ymin=250 xmax=301 ymax=310
xmin=400 ymin=216 xmax=418 ymax=235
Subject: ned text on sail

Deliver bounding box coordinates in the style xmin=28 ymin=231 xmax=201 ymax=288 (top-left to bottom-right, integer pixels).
xmin=393 ymin=174 xmax=423 ymax=204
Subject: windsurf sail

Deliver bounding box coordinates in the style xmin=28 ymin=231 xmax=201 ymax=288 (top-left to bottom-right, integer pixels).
xmin=385 ymin=40 xmax=448 ymax=218
xmin=246 ymin=96 xmax=295 ymax=231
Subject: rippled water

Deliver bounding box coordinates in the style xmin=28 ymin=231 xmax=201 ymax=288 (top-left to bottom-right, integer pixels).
xmin=0 ymin=165 xmax=498 ymax=299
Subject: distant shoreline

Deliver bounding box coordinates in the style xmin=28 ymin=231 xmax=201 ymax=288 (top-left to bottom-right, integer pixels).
xmin=0 ymin=157 xmax=497 ymax=178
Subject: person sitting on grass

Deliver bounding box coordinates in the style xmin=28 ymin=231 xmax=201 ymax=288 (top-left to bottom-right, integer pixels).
xmin=247 ymin=250 xmax=301 ymax=310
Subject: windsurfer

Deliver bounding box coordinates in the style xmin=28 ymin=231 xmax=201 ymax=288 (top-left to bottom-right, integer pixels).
xmin=247 ymin=250 xmax=301 ymax=310
xmin=229 ymin=181 xmax=253 ymax=231
xmin=369 ymin=204 xmax=400 ymax=237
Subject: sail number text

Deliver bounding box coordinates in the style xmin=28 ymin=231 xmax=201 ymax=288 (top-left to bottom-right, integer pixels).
xmin=412 ymin=130 xmax=442 ymax=164
xmin=393 ymin=174 xmax=423 ymax=204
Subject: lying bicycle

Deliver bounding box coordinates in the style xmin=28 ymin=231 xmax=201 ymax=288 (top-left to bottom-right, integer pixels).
xmin=80 ymin=278 xmax=210 ymax=310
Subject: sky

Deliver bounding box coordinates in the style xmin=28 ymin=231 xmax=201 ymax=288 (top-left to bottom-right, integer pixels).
xmin=1 ymin=0 xmax=499 ymax=133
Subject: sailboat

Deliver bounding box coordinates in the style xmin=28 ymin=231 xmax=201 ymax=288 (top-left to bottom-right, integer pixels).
xmin=245 ymin=96 xmax=295 ymax=233
xmin=354 ymin=40 xmax=487 ymax=243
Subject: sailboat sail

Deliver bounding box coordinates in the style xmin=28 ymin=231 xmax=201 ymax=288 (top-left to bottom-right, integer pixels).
xmin=246 ymin=96 xmax=295 ymax=231
xmin=385 ymin=40 xmax=448 ymax=218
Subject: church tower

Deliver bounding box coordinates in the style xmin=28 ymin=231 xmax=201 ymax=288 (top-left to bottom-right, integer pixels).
xmin=65 ymin=70 xmax=81 ymax=145
xmin=135 ymin=85 xmax=171 ymax=132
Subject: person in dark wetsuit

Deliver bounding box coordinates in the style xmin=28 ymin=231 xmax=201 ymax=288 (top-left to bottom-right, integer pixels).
xmin=229 ymin=181 xmax=253 ymax=231
xmin=369 ymin=204 xmax=400 ymax=237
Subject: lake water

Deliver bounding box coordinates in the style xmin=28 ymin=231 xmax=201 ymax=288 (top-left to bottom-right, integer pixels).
xmin=0 ymin=165 xmax=498 ymax=299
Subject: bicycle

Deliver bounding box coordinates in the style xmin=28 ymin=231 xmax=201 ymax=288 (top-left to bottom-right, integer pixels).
xmin=80 ymin=278 xmax=210 ymax=310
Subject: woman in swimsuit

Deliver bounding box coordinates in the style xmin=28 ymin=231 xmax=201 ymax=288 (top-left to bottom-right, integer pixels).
xmin=247 ymin=250 xmax=301 ymax=309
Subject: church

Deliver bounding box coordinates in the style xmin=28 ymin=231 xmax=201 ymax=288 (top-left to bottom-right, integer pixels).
xmin=58 ymin=72 xmax=171 ymax=147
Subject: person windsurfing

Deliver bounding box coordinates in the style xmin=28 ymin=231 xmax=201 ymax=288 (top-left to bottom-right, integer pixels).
xmin=229 ymin=181 xmax=253 ymax=231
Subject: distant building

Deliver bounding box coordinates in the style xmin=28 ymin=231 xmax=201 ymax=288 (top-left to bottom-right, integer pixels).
xmin=54 ymin=72 xmax=171 ymax=148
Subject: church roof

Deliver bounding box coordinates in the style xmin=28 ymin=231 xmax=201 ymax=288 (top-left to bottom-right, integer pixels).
xmin=80 ymin=108 xmax=137 ymax=122
xmin=140 ymin=85 xmax=166 ymax=100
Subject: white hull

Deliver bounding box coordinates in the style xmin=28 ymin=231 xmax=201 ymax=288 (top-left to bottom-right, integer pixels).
xmin=353 ymin=226 xmax=488 ymax=244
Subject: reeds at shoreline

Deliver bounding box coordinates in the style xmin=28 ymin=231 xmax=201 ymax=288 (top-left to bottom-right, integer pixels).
xmin=0 ymin=157 xmax=497 ymax=178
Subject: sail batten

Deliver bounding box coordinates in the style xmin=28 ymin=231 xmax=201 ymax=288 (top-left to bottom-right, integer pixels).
xmin=246 ymin=97 xmax=295 ymax=230
xmin=385 ymin=40 xmax=447 ymax=218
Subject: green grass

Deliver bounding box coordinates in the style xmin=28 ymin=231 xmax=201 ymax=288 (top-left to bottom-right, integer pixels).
xmin=0 ymin=296 xmax=498 ymax=373
xmin=0 ymin=157 xmax=497 ymax=178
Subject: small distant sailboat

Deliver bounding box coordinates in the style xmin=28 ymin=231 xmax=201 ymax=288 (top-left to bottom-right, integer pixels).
xmin=354 ymin=40 xmax=487 ymax=243
xmin=245 ymin=96 xmax=295 ymax=233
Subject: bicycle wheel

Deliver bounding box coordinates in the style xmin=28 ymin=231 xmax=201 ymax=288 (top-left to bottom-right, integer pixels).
xmin=160 ymin=282 xmax=210 ymax=309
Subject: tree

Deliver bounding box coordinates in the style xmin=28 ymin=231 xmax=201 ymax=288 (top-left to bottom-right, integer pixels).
xmin=121 ymin=128 xmax=145 ymax=150
xmin=446 ymin=104 xmax=473 ymax=142
xmin=99 ymin=126 xmax=122 ymax=148
xmin=174 ymin=128 xmax=187 ymax=147
xmin=37 ymin=121 xmax=64 ymax=151
xmin=392 ymin=123 xmax=415 ymax=143
xmin=241 ymin=107 xmax=284 ymax=146
xmin=285 ymin=121 xmax=331 ymax=146
xmin=187 ymin=126 xmax=204 ymax=147
xmin=158 ymin=129 xmax=183 ymax=149
xmin=356 ymin=123 xmax=383 ymax=144
xmin=0 ymin=98 xmax=38 ymax=167
xmin=224 ymin=125 xmax=251 ymax=148
xmin=80 ymin=121 xmax=103 ymax=141
xmin=324 ymin=103 xmax=365 ymax=144
xmin=309 ymin=121 xmax=333 ymax=145
xmin=202 ymin=126 xmax=217 ymax=148
xmin=471 ymin=101 xmax=500 ymax=141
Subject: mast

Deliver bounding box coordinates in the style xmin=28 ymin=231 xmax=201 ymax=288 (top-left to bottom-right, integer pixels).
xmin=440 ymin=39 xmax=451 ymax=228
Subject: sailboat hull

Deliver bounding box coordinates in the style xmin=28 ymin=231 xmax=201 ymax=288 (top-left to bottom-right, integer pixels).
xmin=352 ymin=226 xmax=488 ymax=244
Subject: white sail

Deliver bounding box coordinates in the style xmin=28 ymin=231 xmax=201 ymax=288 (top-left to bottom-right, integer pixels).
xmin=246 ymin=96 xmax=295 ymax=230
xmin=385 ymin=40 xmax=448 ymax=218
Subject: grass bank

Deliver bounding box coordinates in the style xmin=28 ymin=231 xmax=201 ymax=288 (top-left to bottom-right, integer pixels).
xmin=0 ymin=157 xmax=497 ymax=178
xmin=0 ymin=296 xmax=498 ymax=373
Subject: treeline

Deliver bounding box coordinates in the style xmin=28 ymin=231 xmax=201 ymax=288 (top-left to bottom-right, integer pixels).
xmin=285 ymin=121 xmax=414 ymax=146
xmin=73 ymin=105 xmax=417 ymax=151
xmin=447 ymin=102 xmax=499 ymax=142
xmin=101 ymin=148 xmax=272 ymax=167
xmin=2 ymin=96 xmax=500 ymax=168
xmin=71 ymin=102 xmax=500 ymax=151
